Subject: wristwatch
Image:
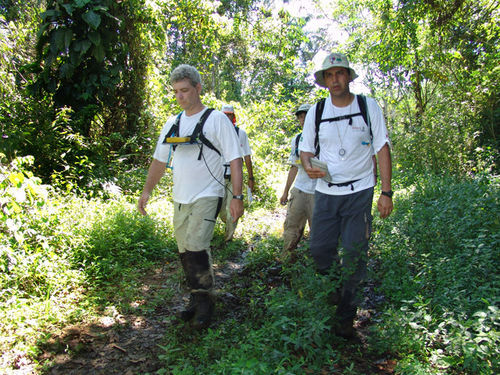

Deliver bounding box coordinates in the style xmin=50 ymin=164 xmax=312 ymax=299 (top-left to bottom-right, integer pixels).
xmin=381 ymin=190 xmax=393 ymax=199
xmin=232 ymin=194 xmax=244 ymax=200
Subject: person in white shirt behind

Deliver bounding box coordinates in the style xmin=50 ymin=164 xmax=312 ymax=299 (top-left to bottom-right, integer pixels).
xmin=137 ymin=64 xmax=244 ymax=329
xmin=219 ymin=104 xmax=255 ymax=242
xmin=279 ymin=103 xmax=316 ymax=262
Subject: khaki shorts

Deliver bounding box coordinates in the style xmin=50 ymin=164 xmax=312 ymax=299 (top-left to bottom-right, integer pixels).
xmin=173 ymin=197 xmax=221 ymax=253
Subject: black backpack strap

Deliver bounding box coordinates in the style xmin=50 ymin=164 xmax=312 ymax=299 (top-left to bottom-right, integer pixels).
xmin=356 ymin=94 xmax=372 ymax=140
xmin=163 ymin=112 xmax=182 ymax=140
xmin=235 ymin=126 xmax=240 ymax=136
xmin=163 ymin=112 xmax=183 ymax=150
xmin=190 ymin=108 xmax=220 ymax=160
xmin=294 ymin=132 xmax=302 ymax=157
xmin=314 ymin=98 xmax=326 ymax=156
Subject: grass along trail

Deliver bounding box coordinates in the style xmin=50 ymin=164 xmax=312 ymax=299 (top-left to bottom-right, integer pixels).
xmin=30 ymin=203 xmax=397 ymax=375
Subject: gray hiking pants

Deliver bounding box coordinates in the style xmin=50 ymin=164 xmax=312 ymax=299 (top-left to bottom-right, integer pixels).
xmin=310 ymin=188 xmax=373 ymax=321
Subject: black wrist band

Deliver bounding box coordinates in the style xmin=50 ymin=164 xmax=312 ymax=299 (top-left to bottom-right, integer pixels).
xmin=381 ymin=190 xmax=393 ymax=199
xmin=232 ymin=194 xmax=244 ymax=200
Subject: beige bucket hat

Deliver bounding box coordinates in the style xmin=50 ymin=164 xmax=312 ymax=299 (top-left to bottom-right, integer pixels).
xmin=314 ymin=52 xmax=358 ymax=88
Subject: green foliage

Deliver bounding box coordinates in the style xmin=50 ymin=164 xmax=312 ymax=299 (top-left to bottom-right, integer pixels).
xmin=0 ymin=156 xmax=174 ymax=368
xmin=71 ymin=203 xmax=175 ymax=284
xmin=369 ymin=174 xmax=500 ymax=374
xmin=332 ymin=0 xmax=499 ymax=176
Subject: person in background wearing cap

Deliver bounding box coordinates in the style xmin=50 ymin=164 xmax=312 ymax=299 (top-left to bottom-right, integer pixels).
xmin=219 ymin=104 xmax=255 ymax=242
xmin=279 ymin=103 xmax=317 ymax=262
xmin=299 ymin=52 xmax=393 ymax=338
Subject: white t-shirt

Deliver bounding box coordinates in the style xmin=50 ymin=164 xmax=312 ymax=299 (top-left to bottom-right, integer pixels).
xmin=153 ymin=108 xmax=243 ymax=203
xmin=299 ymin=94 xmax=390 ymax=196
xmin=288 ymin=133 xmax=316 ymax=194
xmin=224 ymin=127 xmax=252 ymax=176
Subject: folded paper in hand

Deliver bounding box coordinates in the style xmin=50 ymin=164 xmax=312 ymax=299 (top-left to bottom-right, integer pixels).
xmin=310 ymin=158 xmax=332 ymax=182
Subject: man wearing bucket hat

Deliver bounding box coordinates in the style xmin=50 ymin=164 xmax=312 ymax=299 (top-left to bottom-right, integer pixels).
xmin=219 ymin=104 xmax=255 ymax=242
xmin=299 ymin=52 xmax=393 ymax=338
xmin=279 ymin=103 xmax=317 ymax=262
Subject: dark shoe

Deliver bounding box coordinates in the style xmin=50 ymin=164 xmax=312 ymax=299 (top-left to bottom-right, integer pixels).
xmin=179 ymin=294 xmax=197 ymax=321
xmin=327 ymin=288 xmax=341 ymax=305
xmin=192 ymin=292 xmax=214 ymax=329
xmin=334 ymin=318 xmax=354 ymax=339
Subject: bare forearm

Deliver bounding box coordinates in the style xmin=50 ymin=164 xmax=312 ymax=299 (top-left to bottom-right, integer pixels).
xmin=300 ymin=151 xmax=326 ymax=179
xmin=142 ymin=159 xmax=167 ymax=195
xmin=300 ymin=151 xmax=314 ymax=170
xmin=138 ymin=158 xmax=166 ymax=215
xmin=244 ymin=155 xmax=253 ymax=179
xmin=229 ymin=158 xmax=243 ymax=195
xmin=377 ymin=144 xmax=392 ymax=191
xmin=283 ymin=166 xmax=298 ymax=194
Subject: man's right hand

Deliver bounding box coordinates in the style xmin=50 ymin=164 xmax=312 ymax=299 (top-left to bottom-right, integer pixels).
xmin=280 ymin=193 xmax=288 ymax=205
xmin=304 ymin=166 xmax=326 ymax=180
xmin=137 ymin=192 xmax=150 ymax=216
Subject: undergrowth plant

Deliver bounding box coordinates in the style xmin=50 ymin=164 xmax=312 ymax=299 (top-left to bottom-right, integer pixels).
xmin=369 ymin=174 xmax=500 ymax=374
xmin=0 ymin=155 xmax=175 ymax=371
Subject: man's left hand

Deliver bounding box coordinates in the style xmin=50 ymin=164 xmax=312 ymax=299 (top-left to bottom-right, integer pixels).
xmin=377 ymin=195 xmax=393 ymax=219
xmin=230 ymin=198 xmax=244 ymax=222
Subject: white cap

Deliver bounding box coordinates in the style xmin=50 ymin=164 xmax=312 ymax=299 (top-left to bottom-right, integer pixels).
xmin=221 ymin=104 xmax=234 ymax=113
xmin=295 ymin=103 xmax=311 ymax=115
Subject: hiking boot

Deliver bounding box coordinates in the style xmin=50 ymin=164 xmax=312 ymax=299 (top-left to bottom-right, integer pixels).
xmin=327 ymin=288 xmax=341 ymax=305
xmin=178 ymin=294 xmax=197 ymax=321
xmin=334 ymin=318 xmax=355 ymax=339
xmin=192 ymin=292 xmax=214 ymax=329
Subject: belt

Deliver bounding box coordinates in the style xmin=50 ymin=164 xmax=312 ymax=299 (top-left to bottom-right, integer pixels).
xmin=327 ymin=179 xmax=360 ymax=191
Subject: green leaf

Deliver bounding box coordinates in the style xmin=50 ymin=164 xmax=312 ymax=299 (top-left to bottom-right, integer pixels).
xmin=64 ymin=30 xmax=73 ymax=49
xmin=60 ymin=63 xmax=74 ymax=79
xmin=80 ymin=40 xmax=92 ymax=56
xmin=41 ymin=10 xmax=58 ymax=20
xmin=53 ymin=29 xmax=66 ymax=50
xmin=36 ymin=22 xmax=50 ymax=40
xmin=61 ymin=3 xmax=73 ymax=15
xmin=82 ymin=10 xmax=101 ymax=30
xmin=93 ymin=44 xmax=105 ymax=62
xmin=88 ymin=32 xmax=101 ymax=46
xmin=75 ymin=0 xmax=91 ymax=8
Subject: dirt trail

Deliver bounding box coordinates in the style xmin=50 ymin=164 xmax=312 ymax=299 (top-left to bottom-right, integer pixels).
xmin=38 ymin=247 xmax=256 ymax=375
xmin=33 ymin=208 xmax=394 ymax=375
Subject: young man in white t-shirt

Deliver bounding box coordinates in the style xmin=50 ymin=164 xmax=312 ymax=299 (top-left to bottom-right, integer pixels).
xmin=219 ymin=104 xmax=255 ymax=241
xmin=137 ymin=64 xmax=244 ymax=329
xmin=279 ymin=103 xmax=316 ymax=261
xmin=300 ymin=53 xmax=393 ymax=338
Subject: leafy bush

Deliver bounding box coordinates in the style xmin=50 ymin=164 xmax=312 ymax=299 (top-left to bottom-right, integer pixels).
xmin=369 ymin=174 xmax=500 ymax=374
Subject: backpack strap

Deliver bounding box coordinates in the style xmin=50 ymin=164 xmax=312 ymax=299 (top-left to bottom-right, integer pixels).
xmin=190 ymin=108 xmax=220 ymax=160
xmin=356 ymin=94 xmax=372 ymax=140
xmin=294 ymin=132 xmax=302 ymax=158
xmin=235 ymin=126 xmax=240 ymax=136
xmin=314 ymin=98 xmax=326 ymax=156
xmin=163 ymin=112 xmax=183 ymax=150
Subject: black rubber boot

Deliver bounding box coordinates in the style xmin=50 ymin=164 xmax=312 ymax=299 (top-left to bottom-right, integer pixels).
xmin=192 ymin=292 xmax=214 ymax=329
xmin=333 ymin=290 xmax=356 ymax=339
xmin=178 ymin=253 xmax=197 ymax=321
xmin=182 ymin=250 xmax=214 ymax=329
